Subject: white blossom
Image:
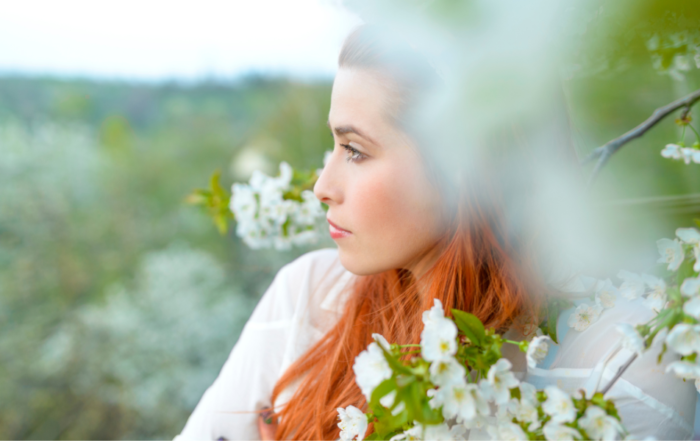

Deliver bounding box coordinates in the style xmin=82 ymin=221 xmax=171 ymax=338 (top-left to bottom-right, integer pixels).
xmin=661 ymin=143 xmax=683 ymax=160
xmin=526 ymin=335 xmax=551 ymax=369
xmin=695 ymin=378 xmax=700 ymax=393
xmin=676 ymin=227 xmax=700 ymax=245
xmin=422 ymin=299 xmax=446 ymax=327
xmin=421 ymin=312 xmax=458 ymax=362
xmin=665 ymin=323 xmax=700 ymax=356
xmin=518 ymin=382 xmax=538 ymax=405
xmin=684 ymin=297 xmax=700 ymax=319
xmin=514 ymin=399 xmax=541 ymax=431
xmin=486 ymin=422 xmax=528 ymax=441
xmin=462 ymin=414 xmax=487 ymax=430
xmin=337 ymin=405 xmax=368 ymax=441
xmin=479 ymin=359 xmax=519 ymax=405
xmin=615 ymin=323 xmax=645 ymax=355
xmin=617 ymin=270 xmax=646 ymax=300
xmin=594 ymin=279 xmax=618 ymax=309
xmin=543 ymin=422 xmax=582 ymax=441
xmin=665 ymin=361 xmax=700 ymax=379
xmin=429 ymin=382 xmax=489 ymax=424
xmin=578 ymin=405 xmax=623 ymax=441
xmin=229 ymin=162 xmax=324 ymax=249
xmin=677 ymin=229 xmax=700 ymax=272
xmin=429 ymin=357 xmax=466 ymax=387
xmin=681 ymin=147 xmax=696 ymax=164
xmin=681 ymin=277 xmax=700 ymax=297
xmin=394 ymin=422 xmax=466 ymax=441
xmin=656 ymin=238 xmax=684 ymax=271
xmin=567 ymin=303 xmax=603 ymax=332
xmin=641 ymin=275 xmax=667 ymax=312
xmin=542 ymin=386 xmax=576 ymax=423
xmin=353 ymin=339 xmax=393 ymax=400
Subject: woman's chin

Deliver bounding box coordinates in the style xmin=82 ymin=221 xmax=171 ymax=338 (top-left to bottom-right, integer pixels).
xmin=336 ymin=249 xmax=387 ymax=276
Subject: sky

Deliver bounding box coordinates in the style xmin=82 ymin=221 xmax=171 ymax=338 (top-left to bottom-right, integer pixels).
xmin=0 ymin=0 xmax=362 ymax=81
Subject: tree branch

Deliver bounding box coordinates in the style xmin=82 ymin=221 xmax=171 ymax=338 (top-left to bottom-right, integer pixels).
xmin=581 ymin=88 xmax=700 ymax=188
xmin=599 ymin=352 xmax=638 ymax=395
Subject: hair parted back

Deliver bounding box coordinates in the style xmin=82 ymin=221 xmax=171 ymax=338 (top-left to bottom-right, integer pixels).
xmin=269 ymin=24 xmax=547 ymax=440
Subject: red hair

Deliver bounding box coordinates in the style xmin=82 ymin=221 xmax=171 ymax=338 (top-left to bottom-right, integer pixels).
xmin=270 ymin=26 xmax=547 ymax=439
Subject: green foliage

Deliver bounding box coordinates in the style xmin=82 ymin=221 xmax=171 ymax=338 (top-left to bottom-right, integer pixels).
xmin=451 ymin=309 xmax=485 ymax=346
xmin=0 ymin=75 xmax=333 ymax=439
xmin=186 ymin=170 xmax=234 ymax=235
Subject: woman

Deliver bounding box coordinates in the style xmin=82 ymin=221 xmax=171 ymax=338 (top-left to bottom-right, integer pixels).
xmin=176 ymin=25 xmax=697 ymax=440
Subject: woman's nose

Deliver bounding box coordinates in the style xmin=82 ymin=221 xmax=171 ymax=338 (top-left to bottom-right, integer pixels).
xmin=313 ymin=150 xmax=343 ymax=206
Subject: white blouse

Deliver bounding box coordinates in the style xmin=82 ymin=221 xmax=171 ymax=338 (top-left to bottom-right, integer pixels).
xmin=175 ymin=248 xmax=697 ymax=441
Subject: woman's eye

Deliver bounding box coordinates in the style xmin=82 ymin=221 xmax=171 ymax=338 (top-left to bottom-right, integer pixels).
xmin=340 ymin=144 xmax=366 ymax=163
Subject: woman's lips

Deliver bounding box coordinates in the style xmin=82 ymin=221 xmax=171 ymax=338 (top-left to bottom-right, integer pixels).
xmin=327 ymin=218 xmax=352 ymax=239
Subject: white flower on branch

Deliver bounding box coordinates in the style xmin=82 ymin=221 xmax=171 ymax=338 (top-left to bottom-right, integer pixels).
xmin=667 ymin=360 xmax=700 ymax=383
xmin=429 ymin=382 xmax=489 ymax=424
xmin=594 ymin=279 xmax=618 ymax=309
xmin=615 ymin=323 xmax=645 ymax=355
xmin=617 ymin=270 xmax=646 ymax=300
xmin=656 ymin=238 xmax=684 ymax=271
xmin=681 ymin=277 xmax=700 ymax=297
xmin=543 ymin=422 xmax=582 ymax=441
xmin=518 ymin=381 xmax=538 ymax=405
xmin=486 ymin=422 xmax=528 ymax=441
xmin=677 ymin=227 xmax=700 ymax=245
xmin=429 ymin=357 xmax=466 ymax=387
xmin=665 ymin=323 xmax=700 ymax=356
xmin=578 ymin=405 xmax=624 ymax=441
xmin=681 ymin=147 xmax=696 ymax=164
xmin=337 ymin=405 xmax=368 ymax=441
xmin=391 ymin=422 xmax=466 ymax=441
xmin=661 ymin=143 xmax=683 ymax=160
xmin=421 ymin=309 xmax=458 ymax=362
xmin=641 ymin=275 xmax=667 ymax=312
xmin=666 ymin=361 xmax=700 ymax=379
xmin=542 ymin=385 xmax=576 ymax=423
xmin=514 ymin=398 xmax=541 ymax=431
xmin=677 ymin=228 xmax=700 ymax=271
xmin=567 ymin=303 xmax=603 ymax=332
xmin=353 ymin=337 xmax=392 ymax=400
xmin=479 ymin=359 xmax=519 ymax=405
xmin=526 ymin=335 xmax=551 ymax=369
xmin=684 ymin=297 xmax=700 ymax=319
xmin=422 ymin=299 xmax=446 ymax=327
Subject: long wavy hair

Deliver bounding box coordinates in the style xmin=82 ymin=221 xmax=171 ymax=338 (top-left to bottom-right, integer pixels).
xmin=270 ymin=25 xmax=548 ymax=440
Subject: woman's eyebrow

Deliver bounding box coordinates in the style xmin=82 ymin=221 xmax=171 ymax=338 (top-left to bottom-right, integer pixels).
xmin=326 ymin=120 xmax=377 ymax=145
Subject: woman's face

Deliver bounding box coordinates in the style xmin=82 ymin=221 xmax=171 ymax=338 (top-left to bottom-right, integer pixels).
xmin=314 ymin=67 xmax=447 ymax=276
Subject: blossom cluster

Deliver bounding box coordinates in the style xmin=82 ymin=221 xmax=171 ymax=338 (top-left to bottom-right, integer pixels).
xmin=337 ymin=301 xmax=627 ymax=441
xmin=616 ymin=227 xmax=700 ymax=392
xmin=229 ymin=162 xmax=325 ymax=250
xmin=661 ymin=143 xmax=700 ymax=164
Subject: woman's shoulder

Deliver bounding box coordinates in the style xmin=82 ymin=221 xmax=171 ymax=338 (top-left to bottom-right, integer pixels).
xmin=250 ymin=248 xmax=352 ymax=324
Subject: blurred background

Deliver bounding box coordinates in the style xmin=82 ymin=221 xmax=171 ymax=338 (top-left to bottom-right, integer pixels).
xmin=1 ymin=0 xmax=699 ymax=439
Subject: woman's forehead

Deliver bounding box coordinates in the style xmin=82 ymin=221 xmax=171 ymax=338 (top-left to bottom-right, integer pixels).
xmin=328 ymin=68 xmax=399 ymax=144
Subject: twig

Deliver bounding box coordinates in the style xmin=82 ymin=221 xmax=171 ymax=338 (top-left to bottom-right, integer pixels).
xmin=599 ymin=353 xmax=638 ymax=395
xmin=581 ymin=88 xmax=700 ymax=188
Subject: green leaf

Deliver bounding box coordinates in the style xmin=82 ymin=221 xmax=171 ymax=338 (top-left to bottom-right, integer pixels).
xmin=369 ymin=378 xmax=397 ymax=410
xmin=451 ymin=309 xmax=485 ymax=345
xmin=694 ymin=219 xmax=700 ymax=229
